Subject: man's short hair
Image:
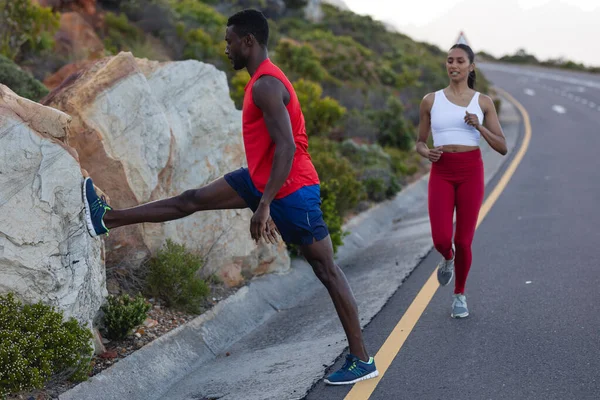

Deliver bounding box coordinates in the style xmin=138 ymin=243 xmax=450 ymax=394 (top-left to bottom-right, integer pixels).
xmin=227 ymin=9 xmax=269 ymax=47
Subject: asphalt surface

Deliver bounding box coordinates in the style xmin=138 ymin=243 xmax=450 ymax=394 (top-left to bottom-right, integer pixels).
xmin=306 ymin=63 xmax=600 ymax=400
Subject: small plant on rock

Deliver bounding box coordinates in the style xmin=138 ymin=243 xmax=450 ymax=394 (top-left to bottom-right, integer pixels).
xmin=145 ymin=239 xmax=210 ymax=314
xmin=100 ymin=293 xmax=151 ymax=341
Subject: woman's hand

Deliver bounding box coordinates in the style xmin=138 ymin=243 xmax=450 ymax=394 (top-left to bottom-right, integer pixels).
xmin=427 ymin=146 xmax=443 ymax=162
xmin=464 ymin=111 xmax=481 ymax=129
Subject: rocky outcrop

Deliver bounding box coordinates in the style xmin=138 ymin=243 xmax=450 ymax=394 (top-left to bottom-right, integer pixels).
xmin=42 ymin=52 xmax=290 ymax=286
xmin=0 ymin=85 xmax=107 ymax=325
xmin=44 ymin=60 xmax=94 ymax=90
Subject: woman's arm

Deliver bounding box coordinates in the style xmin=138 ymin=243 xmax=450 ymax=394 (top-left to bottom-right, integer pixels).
xmin=416 ymin=93 xmax=443 ymax=162
xmin=466 ymin=95 xmax=507 ymax=155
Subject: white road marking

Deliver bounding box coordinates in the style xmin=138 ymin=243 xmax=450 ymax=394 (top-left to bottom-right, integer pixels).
xmin=590 ymin=102 xmax=596 ymax=108
xmin=582 ymin=99 xmax=588 ymax=105
xmin=552 ymin=105 xmax=566 ymax=114
xmin=524 ymin=89 xmax=536 ymax=96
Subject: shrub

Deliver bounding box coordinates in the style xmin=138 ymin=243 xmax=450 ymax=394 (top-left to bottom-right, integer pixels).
xmin=274 ymin=39 xmax=328 ymax=82
xmin=168 ymin=0 xmax=226 ymax=41
xmin=319 ymin=180 xmax=347 ymax=254
xmin=181 ymin=27 xmax=214 ymax=59
xmin=145 ymin=239 xmax=210 ymax=314
xmin=294 ymin=79 xmax=346 ymax=137
xmin=0 ymin=0 xmax=60 ymax=61
xmin=167 ymin=1 xmax=229 ymax=68
xmin=339 ymin=108 xmax=380 ymax=142
xmin=298 ymin=30 xmax=379 ymax=86
xmin=384 ymin=146 xmax=421 ymax=178
xmin=100 ymin=294 xmax=151 ymax=340
xmin=339 ymin=140 xmax=391 ymax=170
xmin=309 ymin=137 xmax=365 ymax=215
xmin=230 ymin=69 xmax=250 ymax=109
xmin=338 ymin=140 xmax=411 ymax=201
xmin=103 ymin=12 xmax=142 ymax=52
xmin=0 ymin=54 xmax=49 ymax=101
xmin=362 ymin=176 xmax=387 ymax=202
xmin=370 ymin=95 xmax=415 ymax=151
xmin=0 ymin=293 xmax=93 ymax=397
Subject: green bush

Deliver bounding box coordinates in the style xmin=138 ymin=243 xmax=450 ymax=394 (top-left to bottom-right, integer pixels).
xmin=339 ymin=140 xmax=391 ymax=170
xmin=168 ymin=0 xmax=226 ymax=41
xmin=294 ymin=79 xmax=346 ymax=137
xmin=145 ymin=239 xmax=210 ymax=314
xmin=319 ymin=180 xmax=347 ymax=254
xmin=310 ymin=137 xmax=365 ymax=215
xmin=362 ymin=176 xmax=387 ymax=202
xmin=0 ymin=54 xmax=49 ymax=101
xmin=338 ymin=140 xmax=399 ymax=201
xmin=384 ymin=146 xmax=421 ymax=177
xmin=298 ymin=30 xmax=380 ymax=86
xmin=0 ymin=293 xmax=93 ymax=397
xmin=103 ymin=12 xmax=143 ymax=53
xmin=100 ymin=294 xmax=151 ymax=340
xmin=230 ymin=69 xmax=250 ymax=109
xmin=370 ymin=96 xmax=415 ymax=150
xmin=166 ymin=1 xmax=229 ymax=68
xmin=274 ymin=38 xmax=328 ymax=82
xmin=0 ymin=0 xmax=60 ymax=61
xmin=181 ymin=27 xmax=215 ymax=59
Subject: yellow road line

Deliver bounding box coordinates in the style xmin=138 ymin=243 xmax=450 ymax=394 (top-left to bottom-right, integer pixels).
xmin=344 ymin=87 xmax=532 ymax=400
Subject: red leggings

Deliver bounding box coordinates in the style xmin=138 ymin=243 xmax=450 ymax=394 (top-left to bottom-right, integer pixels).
xmin=428 ymin=149 xmax=484 ymax=294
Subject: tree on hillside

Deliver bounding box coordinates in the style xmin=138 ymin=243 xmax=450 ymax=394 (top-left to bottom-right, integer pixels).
xmin=0 ymin=0 xmax=60 ymax=61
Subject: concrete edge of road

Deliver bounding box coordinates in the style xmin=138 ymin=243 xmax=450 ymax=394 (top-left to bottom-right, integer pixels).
xmin=59 ymin=88 xmax=523 ymax=400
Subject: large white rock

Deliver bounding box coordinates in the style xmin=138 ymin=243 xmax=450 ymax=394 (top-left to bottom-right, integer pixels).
xmin=43 ymin=52 xmax=290 ymax=287
xmin=0 ymin=85 xmax=107 ymax=325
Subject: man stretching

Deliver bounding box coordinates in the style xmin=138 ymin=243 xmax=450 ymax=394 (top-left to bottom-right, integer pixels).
xmin=83 ymin=9 xmax=378 ymax=385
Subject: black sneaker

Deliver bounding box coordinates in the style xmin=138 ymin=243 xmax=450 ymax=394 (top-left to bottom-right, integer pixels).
xmin=324 ymin=354 xmax=379 ymax=385
xmin=82 ymin=177 xmax=112 ymax=237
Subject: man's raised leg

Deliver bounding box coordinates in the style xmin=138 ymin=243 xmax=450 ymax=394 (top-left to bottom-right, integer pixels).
xmin=300 ymin=235 xmax=378 ymax=385
xmin=83 ymin=176 xmax=247 ymax=237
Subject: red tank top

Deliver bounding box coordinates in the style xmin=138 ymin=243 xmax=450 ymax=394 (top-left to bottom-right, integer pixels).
xmin=242 ymin=58 xmax=320 ymax=199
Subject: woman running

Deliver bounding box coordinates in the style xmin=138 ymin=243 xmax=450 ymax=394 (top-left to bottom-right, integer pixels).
xmin=416 ymin=43 xmax=507 ymax=318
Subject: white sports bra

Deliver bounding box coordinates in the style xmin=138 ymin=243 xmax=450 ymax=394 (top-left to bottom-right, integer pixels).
xmin=430 ymin=90 xmax=484 ymax=147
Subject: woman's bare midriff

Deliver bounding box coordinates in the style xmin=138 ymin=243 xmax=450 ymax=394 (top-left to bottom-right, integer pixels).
xmin=440 ymin=144 xmax=479 ymax=153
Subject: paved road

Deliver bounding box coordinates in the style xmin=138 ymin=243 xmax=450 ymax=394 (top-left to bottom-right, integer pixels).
xmin=306 ymin=63 xmax=600 ymax=399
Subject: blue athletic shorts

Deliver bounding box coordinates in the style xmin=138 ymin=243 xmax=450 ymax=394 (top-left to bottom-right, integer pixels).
xmin=224 ymin=168 xmax=329 ymax=246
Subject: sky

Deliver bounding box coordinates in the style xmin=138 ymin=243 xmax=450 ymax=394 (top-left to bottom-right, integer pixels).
xmin=339 ymin=0 xmax=600 ymax=67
